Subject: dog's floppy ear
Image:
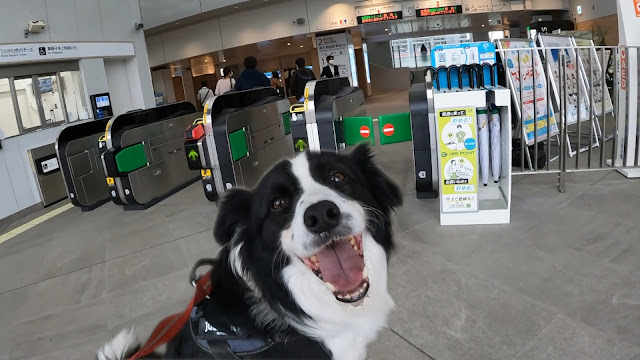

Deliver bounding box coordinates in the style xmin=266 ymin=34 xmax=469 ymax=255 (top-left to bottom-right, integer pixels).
xmin=350 ymin=144 xmax=403 ymax=208
xmin=214 ymin=189 xmax=252 ymax=246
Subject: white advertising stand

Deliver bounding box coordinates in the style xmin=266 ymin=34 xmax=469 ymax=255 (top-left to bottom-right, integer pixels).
xmin=430 ymin=42 xmax=512 ymax=226
xmin=434 ymin=89 xmax=512 ymax=225
xmin=615 ymin=0 xmax=640 ymax=178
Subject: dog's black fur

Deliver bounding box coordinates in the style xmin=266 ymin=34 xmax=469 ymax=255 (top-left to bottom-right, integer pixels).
xmin=100 ymin=145 xmax=402 ymax=359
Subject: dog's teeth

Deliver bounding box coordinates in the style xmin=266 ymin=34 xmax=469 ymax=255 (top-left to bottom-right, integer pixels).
xmin=324 ymin=282 xmax=336 ymax=292
xmin=349 ymin=237 xmax=356 ymax=245
xmin=311 ymin=255 xmax=318 ymax=263
xmin=362 ymin=266 xmax=369 ymax=278
xmin=353 ymin=245 xmax=359 ymax=251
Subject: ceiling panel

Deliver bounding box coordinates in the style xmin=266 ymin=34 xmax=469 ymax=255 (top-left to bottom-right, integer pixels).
xmin=140 ymin=0 xmax=202 ymax=29
xmin=200 ymin=0 xmax=251 ymax=12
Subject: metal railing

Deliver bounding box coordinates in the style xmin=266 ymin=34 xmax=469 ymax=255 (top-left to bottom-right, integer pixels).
xmin=496 ymin=43 xmax=640 ymax=192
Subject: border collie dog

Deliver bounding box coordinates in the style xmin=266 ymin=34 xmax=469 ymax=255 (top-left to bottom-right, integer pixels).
xmin=98 ymin=145 xmax=402 ymax=360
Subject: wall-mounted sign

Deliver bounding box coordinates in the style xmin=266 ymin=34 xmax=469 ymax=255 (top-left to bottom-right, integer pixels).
xmin=415 ymin=0 xmax=462 ymax=8
xmin=357 ymin=11 xmax=402 ymax=24
xmin=416 ymin=5 xmax=463 ymax=17
xmin=0 ymin=42 xmax=135 ymax=65
xmin=355 ymin=3 xmax=402 ymax=16
xmin=462 ymin=0 xmax=492 ymax=13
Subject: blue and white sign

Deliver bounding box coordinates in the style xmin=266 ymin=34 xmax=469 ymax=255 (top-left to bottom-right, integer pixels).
xmin=431 ymin=41 xmax=496 ymax=67
xmin=431 ymin=42 xmax=497 ymax=88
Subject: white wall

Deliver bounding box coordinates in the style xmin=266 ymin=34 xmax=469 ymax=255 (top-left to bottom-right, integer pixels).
xmin=219 ymin=0 xmax=310 ymax=48
xmin=105 ymin=59 xmax=135 ymax=115
xmin=567 ymin=0 xmax=617 ymax=21
xmin=162 ymin=19 xmax=224 ymax=63
xmin=0 ymin=0 xmax=155 ymax=222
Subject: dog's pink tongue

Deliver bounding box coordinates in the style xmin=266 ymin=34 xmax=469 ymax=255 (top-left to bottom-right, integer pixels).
xmin=315 ymin=239 xmax=364 ymax=292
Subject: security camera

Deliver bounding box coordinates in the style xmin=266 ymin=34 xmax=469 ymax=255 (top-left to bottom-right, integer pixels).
xmin=134 ymin=22 xmax=144 ymax=31
xmin=27 ymin=20 xmax=46 ymax=33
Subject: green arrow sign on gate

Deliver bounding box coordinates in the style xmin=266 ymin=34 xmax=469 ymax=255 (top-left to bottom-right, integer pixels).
xmin=295 ymin=139 xmax=308 ymax=152
xmin=188 ymin=150 xmax=199 ymax=161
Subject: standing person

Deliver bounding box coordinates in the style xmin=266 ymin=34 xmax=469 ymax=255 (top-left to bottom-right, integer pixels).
xmin=235 ymin=56 xmax=270 ymax=91
xmin=290 ymin=57 xmax=316 ymax=101
xmin=321 ymin=55 xmax=340 ymax=78
xmin=270 ymin=71 xmax=285 ymax=97
xmin=197 ymin=81 xmax=213 ymax=107
xmin=214 ymin=66 xmax=236 ymax=95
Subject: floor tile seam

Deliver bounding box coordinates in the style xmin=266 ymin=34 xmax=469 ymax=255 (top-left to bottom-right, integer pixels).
xmin=508 ymin=314 xmax=558 ymax=360
xmin=0 ymin=227 xmax=213 ymax=296
xmin=589 ymin=171 xmax=615 ymax=186
xmin=387 ymin=326 xmax=438 ymax=360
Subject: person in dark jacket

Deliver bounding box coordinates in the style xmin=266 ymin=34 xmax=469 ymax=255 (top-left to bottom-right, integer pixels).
xmin=235 ymin=56 xmax=270 ymax=91
xmin=290 ymin=57 xmax=316 ymax=100
xmin=321 ymin=55 xmax=340 ymax=78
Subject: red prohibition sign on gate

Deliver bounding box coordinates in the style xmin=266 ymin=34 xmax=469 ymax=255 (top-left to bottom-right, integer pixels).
xmin=360 ymin=125 xmax=371 ymax=138
xmin=634 ymin=0 xmax=640 ymax=17
xmin=382 ymin=123 xmax=395 ymax=136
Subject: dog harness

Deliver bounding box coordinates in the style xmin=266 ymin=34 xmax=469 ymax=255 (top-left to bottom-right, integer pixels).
xmin=129 ymin=258 xmax=331 ymax=359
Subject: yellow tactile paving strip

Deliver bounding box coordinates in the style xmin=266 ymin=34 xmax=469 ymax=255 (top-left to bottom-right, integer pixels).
xmin=0 ymin=203 xmax=74 ymax=245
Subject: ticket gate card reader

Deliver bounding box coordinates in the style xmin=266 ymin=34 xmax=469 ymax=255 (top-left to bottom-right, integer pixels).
xmin=102 ymin=102 xmax=200 ymax=209
xmin=197 ymin=87 xmax=294 ymax=202
xmin=303 ymin=77 xmax=364 ymax=152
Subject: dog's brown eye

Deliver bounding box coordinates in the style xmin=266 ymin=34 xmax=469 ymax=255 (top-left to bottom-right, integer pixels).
xmin=330 ymin=171 xmax=345 ymax=183
xmin=272 ymin=197 xmax=289 ymax=211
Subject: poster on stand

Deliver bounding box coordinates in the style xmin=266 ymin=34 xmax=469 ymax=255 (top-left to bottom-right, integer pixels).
xmin=572 ymin=37 xmax=614 ymax=116
xmin=316 ymin=33 xmax=356 ymax=85
xmin=537 ymin=34 xmax=591 ymax=125
xmin=498 ymin=39 xmax=558 ymax=146
xmin=437 ymin=107 xmax=479 ymax=213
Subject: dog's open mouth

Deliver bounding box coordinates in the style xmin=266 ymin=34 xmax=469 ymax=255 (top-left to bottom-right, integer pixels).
xmin=302 ymin=235 xmax=369 ymax=305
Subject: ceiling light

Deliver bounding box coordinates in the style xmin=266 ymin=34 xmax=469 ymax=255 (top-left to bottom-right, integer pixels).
xmin=222 ymin=59 xmax=226 ymax=62
xmin=287 ymin=42 xmax=291 ymax=45
xmin=384 ymin=28 xmax=388 ymax=31
xmin=300 ymin=45 xmax=304 ymax=47
xmin=488 ymin=19 xmax=491 ymax=22
xmin=482 ymin=24 xmax=485 ymax=27
xmin=235 ymin=6 xmax=239 ymax=8
xmin=205 ymin=59 xmax=208 ymax=62
xmin=176 ymin=22 xmax=180 ymax=25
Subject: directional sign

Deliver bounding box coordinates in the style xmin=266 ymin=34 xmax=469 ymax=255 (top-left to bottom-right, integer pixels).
xmin=295 ymin=139 xmax=308 ymax=152
xmin=188 ymin=150 xmax=199 ymax=161
xmin=382 ymin=123 xmax=395 ymax=136
xmin=360 ymin=125 xmax=371 ymax=138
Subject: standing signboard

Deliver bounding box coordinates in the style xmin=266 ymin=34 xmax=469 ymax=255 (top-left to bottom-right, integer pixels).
xmin=537 ymin=34 xmax=591 ymax=125
xmin=316 ymin=32 xmax=358 ymax=86
xmin=572 ymin=37 xmax=614 ymax=116
xmin=437 ymin=107 xmax=479 ymax=213
xmin=498 ymin=39 xmax=558 ymax=146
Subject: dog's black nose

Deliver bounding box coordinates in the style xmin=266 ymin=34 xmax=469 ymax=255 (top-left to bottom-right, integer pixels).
xmin=304 ymin=201 xmax=341 ymax=233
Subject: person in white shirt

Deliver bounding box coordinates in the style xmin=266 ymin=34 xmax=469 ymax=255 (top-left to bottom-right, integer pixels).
xmin=197 ymin=81 xmax=213 ymax=106
xmin=215 ymin=66 xmax=236 ymax=96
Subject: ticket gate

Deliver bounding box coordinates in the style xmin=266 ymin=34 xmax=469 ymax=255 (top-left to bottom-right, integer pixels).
xmin=410 ymin=79 xmax=438 ymax=199
xmin=294 ymin=77 xmax=365 ymax=153
xmin=101 ymin=102 xmax=200 ymax=209
xmin=56 ymin=118 xmax=112 ymax=211
xmin=186 ymin=87 xmax=293 ymax=202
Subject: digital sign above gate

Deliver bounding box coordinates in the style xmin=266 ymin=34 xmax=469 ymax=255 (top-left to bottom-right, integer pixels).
xmin=416 ymin=5 xmax=463 ymax=17
xmin=357 ymin=11 xmax=402 ymax=24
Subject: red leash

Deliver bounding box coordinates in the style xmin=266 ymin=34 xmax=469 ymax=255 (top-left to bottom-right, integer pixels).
xmin=128 ymin=271 xmax=213 ymax=359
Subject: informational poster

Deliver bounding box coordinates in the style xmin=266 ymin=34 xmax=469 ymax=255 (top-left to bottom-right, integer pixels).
xmin=572 ymin=37 xmax=614 ymax=116
xmin=491 ymin=0 xmax=511 ymax=11
xmin=437 ymin=107 xmax=479 ymax=213
xmin=498 ymin=39 xmax=559 ymax=145
xmin=537 ymin=34 xmax=591 ymax=125
xmin=316 ymin=33 xmax=357 ymax=85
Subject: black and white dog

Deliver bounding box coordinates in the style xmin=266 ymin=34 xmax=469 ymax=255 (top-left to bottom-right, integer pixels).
xmin=98 ymin=145 xmax=402 ymax=360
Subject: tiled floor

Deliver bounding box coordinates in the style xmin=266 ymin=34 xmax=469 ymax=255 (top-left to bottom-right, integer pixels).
xmin=1 ymin=92 xmax=640 ymax=359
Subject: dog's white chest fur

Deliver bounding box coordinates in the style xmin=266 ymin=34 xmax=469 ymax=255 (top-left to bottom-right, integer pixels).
xmin=282 ymin=233 xmax=394 ymax=360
